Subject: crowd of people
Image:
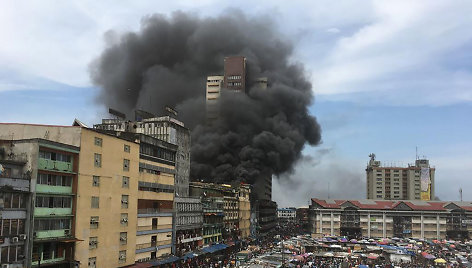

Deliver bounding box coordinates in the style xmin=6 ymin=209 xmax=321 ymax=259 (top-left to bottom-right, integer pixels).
xmin=157 ymin=221 xmax=472 ymax=268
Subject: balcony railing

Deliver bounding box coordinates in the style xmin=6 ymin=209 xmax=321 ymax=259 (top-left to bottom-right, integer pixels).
xmin=136 ymin=239 xmax=172 ymax=250
xmin=36 ymin=184 xmax=72 ymax=194
xmin=34 ymin=229 xmax=71 ymax=240
xmin=137 ymin=224 xmax=173 ymax=231
xmin=38 ymin=159 xmax=74 ymax=173
xmin=138 ymin=208 xmax=174 ymax=214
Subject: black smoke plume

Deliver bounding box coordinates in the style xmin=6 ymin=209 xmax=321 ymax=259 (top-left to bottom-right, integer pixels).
xmin=91 ymin=10 xmax=322 ymax=184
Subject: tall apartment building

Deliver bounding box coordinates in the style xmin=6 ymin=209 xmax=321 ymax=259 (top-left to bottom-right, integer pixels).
xmin=75 ymin=130 xmax=139 ymax=268
xmin=366 ymin=154 xmax=435 ymax=201
xmin=94 ymin=115 xmax=200 ymax=260
xmin=0 ymin=123 xmax=177 ymax=267
xmin=94 ymin=114 xmax=190 ymax=197
xmin=1 ymin=139 xmax=78 ymax=268
xmin=309 ymin=198 xmax=472 ymax=240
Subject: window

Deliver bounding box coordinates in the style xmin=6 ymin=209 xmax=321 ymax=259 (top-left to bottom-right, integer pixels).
xmin=39 ymin=151 xmax=72 ymax=162
xmin=94 ymin=154 xmax=102 ymax=168
xmin=90 ymin=216 xmax=99 ymax=229
xmin=120 ymin=232 xmax=127 ymax=245
xmin=33 ymin=218 xmax=70 ymax=231
xmin=119 ymin=250 xmax=126 ymax=263
xmin=121 ymin=213 xmax=128 ymax=226
xmin=92 ymin=176 xmax=100 ymax=187
xmin=35 ymin=196 xmax=71 ymax=208
xmin=94 ymin=137 xmax=102 ymax=147
xmin=122 ymin=176 xmax=129 ymax=188
xmin=88 ymin=257 xmax=97 ymax=268
xmin=37 ymin=174 xmax=72 ymax=186
xmin=123 ymin=159 xmax=130 ymax=171
xmin=89 ymin=237 xmax=98 ymax=249
xmin=91 ymin=196 xmax=99 ymax=208
xmin=121 ymin=195 xmax=128 ymax=209
xmin=124 ymin=144 xmax=130 ymax=153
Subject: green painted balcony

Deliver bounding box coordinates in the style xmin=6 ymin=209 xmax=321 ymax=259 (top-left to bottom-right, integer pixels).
xmin=36 ymin=184 xmax=72 ymax=194
xmin=38 ymin=158 xmax=74 ymax=173
xmin=34 ymin=207 xmax=72 ymax=217
xmin=34 ymin=229 xmax=70 ymax=240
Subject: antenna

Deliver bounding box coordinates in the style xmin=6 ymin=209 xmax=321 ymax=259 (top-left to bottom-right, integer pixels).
xmin=328 ymin=181 xmax=330 ymax=199
xmin=416 ymin=146 xmax=418 ymax=160
xmin=460 ymin=188 xmax=463 ymax=202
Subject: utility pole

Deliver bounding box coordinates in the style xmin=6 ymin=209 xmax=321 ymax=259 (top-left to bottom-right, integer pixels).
xmin=281 ymin=239 xmax=285 ymax=267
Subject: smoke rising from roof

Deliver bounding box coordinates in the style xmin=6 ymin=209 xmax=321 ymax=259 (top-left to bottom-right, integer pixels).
xmin=91 ymin=10 xmax=321 ymax=184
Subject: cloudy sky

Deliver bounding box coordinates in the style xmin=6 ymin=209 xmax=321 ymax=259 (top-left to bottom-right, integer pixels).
xmin=1 ymin=0 xmax=471 ymax=206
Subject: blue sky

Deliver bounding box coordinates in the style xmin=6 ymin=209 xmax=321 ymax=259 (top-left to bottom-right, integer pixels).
xmin=1 ymin=0 xmax=471 ymax=206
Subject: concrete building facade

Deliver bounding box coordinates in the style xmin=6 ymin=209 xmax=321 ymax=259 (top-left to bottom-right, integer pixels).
xmin=1 ymin=138 xmax=80 ymax=268
xmin=366 ymin=154 xmax=435 ymax=200
xmin=94 ymin=115 xmax=190 ymax=198
xmin=237 ymin=184 xmax=251 ymax=239
xmin=174 ymin=197 xmax=202 ymax=257
xmin=0 ymin=123 xmax=177 ymax=267
xmin=309 ymin=198 xmax=472 ymax=240
xmin=223 ymin=56 xmax=247 ymax=92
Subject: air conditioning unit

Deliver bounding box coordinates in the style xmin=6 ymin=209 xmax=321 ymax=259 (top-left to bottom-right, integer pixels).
xmin=2 ymin=264 xmax=10 ymax=268
xmin=90 ymin=219 xmax=99 ymax=224
xmin=64 ymin=230 xmax=70 ymax=235
xmin=12 ymin=237 xmax=19 ymax=243
xmin=121 ymin=200 xmax=128 ymax=204
xmin=89 ymin=241 xmax=97 ymax=246
xmin=120 ymin=237 xmax=127 ymax=241
xmin=19 ymin=234 xmax=27 ymax=240
xmin=119 ymin=254 xmax=126 ymax=260
xmin=121 ymin=218 xmax=128 ymax=223
xmin=33 ymin=232 xmax=37 ymax=238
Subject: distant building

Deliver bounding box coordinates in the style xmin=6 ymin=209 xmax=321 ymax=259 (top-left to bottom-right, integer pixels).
xmin=251 ymin=199 xmax=277 ymax=238
xmin=366 ymin=154 xmax=435 ymax=200
xmin=309 ymin=198 xmax=472 ymax=240
xmin=296 ymin=206 xmax=310 ymax=232
xmin=277 ymin=208 xmax=296 ymax=222
xmin=223 ymin=56 xmax=247 ymax=92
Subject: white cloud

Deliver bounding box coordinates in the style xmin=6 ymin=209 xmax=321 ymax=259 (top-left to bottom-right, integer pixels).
xmin=326 ymin=28 xmax=340 ymax=34
xmin=312 ymin=0 xmax=472 ymax=105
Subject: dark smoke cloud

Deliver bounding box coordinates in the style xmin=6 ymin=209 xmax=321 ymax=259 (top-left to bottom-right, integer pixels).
xmin=91 ymin=10 xmax=321 ymax=184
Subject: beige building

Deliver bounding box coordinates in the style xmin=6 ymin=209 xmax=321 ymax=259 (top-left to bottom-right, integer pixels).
xmin=0 ymin=123 xmax=177 ymax=267
xmin=237 ymin=184 xmax=251 ymax=239
xmin=132 ymin=133 xmax=176 ymax=263
xmin=0 ymin=124 xmax=140 ymax=267
xmin=75 ymin=129 xmax=139 ymax=268
xmin=366 ymin=154 xmax=435 ymax=200
xmin=206 ymin=75 xmax=224 ymax=120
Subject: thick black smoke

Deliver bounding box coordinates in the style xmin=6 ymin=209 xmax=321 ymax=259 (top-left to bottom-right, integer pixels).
xmin=91 ymin=10 xmax=321 ymax=184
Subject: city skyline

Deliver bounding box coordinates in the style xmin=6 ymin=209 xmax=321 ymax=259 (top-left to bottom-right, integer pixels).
xmin=1 ymin=0 xmax=472 ymax=207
